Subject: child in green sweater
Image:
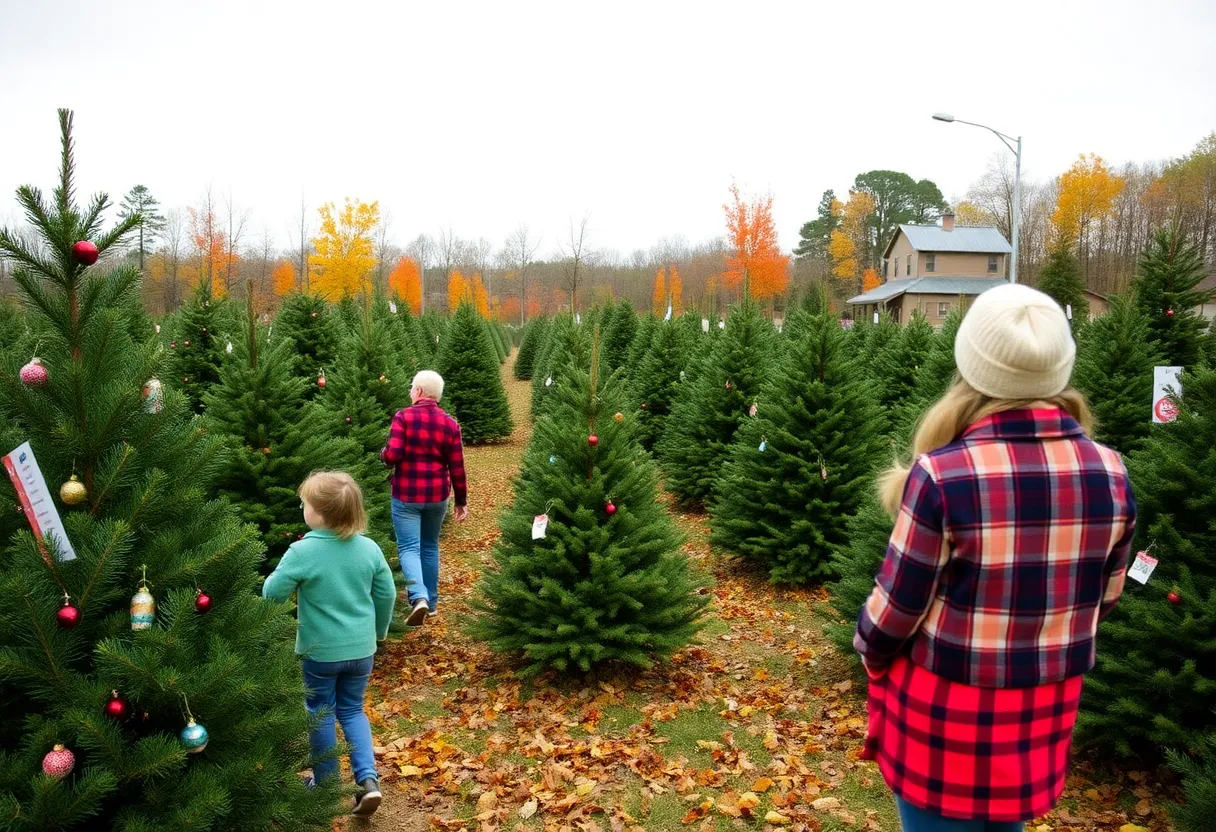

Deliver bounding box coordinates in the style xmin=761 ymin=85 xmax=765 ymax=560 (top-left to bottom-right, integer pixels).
xmin=263 ymin=471 xmax=396 ymax=817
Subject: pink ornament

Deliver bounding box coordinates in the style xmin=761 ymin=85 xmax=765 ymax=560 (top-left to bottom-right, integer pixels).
xmin=605 ymin=502 xmax=617 ymax=516
xmin=42 ymin=744 xmax=75 ymax=778
xmin=20 ymin=357 xmax=48 ymax=387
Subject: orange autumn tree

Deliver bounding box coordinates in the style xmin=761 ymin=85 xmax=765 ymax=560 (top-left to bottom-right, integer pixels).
xmin=448 ymin=270 xmax=469 ymax=311
xmin=388 ymin=256 xmax=423 ymax=313
xmin=723 ymin=183 xmax=789 ymax=300
xmin=652 ymin=267 xmax=667 ymax=315
xmin=471 ymin=273 xmax=489 ymax=317
xmin=669 ymin=265 xmax=684 ymax=316
xmin=272 ymin=260 xmax=297 ymax=297
xmin=188 ymin=206 xmax=236 ymax=297
xmin=309 ymin=198 xmax=380 ymax=298
xmin=861 ymin=267 xmax=882 ymax=293
xmin=501 ymin=296 xmax=522 ymax=323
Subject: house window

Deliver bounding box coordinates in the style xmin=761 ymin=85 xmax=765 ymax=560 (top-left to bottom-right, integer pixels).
xmin=907 ymin=254 xmax=913 ymax=275
xmin=894 ymin=259 xmax=898 ymax=277
xmin=883 ymin=260 xmax=888 ymax=278
xmin=926 ymin=254 xmax=936 ymax=272
xmin=938 ymin=302 xmax=949 ymax=317
xmin=988 ymin=255 xmax=998 ymax=273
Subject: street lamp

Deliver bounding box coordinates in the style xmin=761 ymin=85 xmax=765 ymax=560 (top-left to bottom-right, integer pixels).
xmin=932 ymin=112 xmax=1022 ymax=284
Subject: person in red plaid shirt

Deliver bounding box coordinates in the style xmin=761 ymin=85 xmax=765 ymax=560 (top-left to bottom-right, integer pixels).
xmin=855 ymin=285 xmax=1136 ymax=831
xmin=381 ymin=370 xmax=468 ymax=626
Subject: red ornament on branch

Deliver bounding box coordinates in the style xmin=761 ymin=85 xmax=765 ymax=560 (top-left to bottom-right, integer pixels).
xmin=195 ymin=590 xmax=212 ymax=614
xmin=20 ymin=357 xmax=49 ymax=387
xmin=42 ymin=745 xmax=75 ymax=778
xmin=588 ymin=435 xmax=599 ymax=447
xmin=72 ymin=240 xmax=98 ymax=265
xmin=57 ymin=594 xmax=80 ymax=629
xmin=104 ymin=690 xmax=130 ymax=721
xmin=1168 ymin=589 xmax=1182 ymax=605
xmin=317 ymin=374 xmax=326 ymax=388
xmin=1167 ymin=309 xmax=1176 ymax=317
xmin=605 ymin=502 xmax=617 ymax=516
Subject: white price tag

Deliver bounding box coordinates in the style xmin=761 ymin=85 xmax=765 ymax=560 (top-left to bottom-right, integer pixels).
xmin=3 ymin=442 xmax=76 ymax=562
xmin=544 ymin=376 xmax=553 ymax=387
xmin=531 ymin=514 xmax=549 ymax=540
xmin=1127 ymin=550 xmax=1158 ymax=585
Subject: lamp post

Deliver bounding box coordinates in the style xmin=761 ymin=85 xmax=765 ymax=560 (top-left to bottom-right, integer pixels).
xmin=933 ymin=112 xmax=1021 ymax=284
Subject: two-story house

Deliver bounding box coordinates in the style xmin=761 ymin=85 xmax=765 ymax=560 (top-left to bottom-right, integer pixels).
xmin=847 ymin=213 xmax=1010 ymax=325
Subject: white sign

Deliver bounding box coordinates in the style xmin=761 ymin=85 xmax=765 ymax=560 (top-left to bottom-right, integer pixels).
xmin=531 ymin=514 xmax=549 ymax=540
xmin=1152 ymin=366 xmax=1182 ymax=424
xmin=701 ymin=318 xmax=710 ymax=333
xmin=664 ymin=303 xmax=672 ymax=321
xmin=1127 ymin=551 xmax=1158 ymax=585
xmin=3 ymin=442 xmax=76 ymax=562
xmin=389 ymin=301 xmax=398 ymax=314
xmin=873 ymin=311 xmax=879 ymax=324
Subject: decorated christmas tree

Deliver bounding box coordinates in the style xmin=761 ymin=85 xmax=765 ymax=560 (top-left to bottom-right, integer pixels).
xmin=1132 ymin=225 xmax=1214 ymax=368
xmin=166 ymin=279 xmax=231 ymax=413
xmin=0 ymin=110 xmax=339 ymax=830
xmin=1072 ymin=295 xmax=1162 ymax=456
xmin=513 ymin=317 xmax=549 ymax=381
xmin=709 ymin=313 xmax=887 ymax=583
xmin=631 ymin=320 xmax=692 ymax=452
xmin=1078 ymin=363 xmax=1216 ymax=758
xmin=273 ymin=292 xmax=341 ymax=392
xmin=825 ymin=496 xmax=895 ymax=658
xmin=657 ymin=300 xmax=777 ymax=509
xmin=437 ymin=301 xmax=513 ymax=444
xmin=470 ymin=331 xmax=708 ymax=676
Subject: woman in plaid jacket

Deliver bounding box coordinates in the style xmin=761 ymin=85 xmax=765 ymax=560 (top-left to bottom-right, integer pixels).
xmin=855 ymin=285 xmax=1136 ymax=831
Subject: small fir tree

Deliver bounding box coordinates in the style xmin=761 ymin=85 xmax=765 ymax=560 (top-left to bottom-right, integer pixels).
xmin=1072 ymin=295 xmax=1162 ymax=455
xmin=166 ymin=280 xmax=231 ymax=413
xmin=438 ymin=301 xmax=513 ymax=443
xmin=826 ymin=495 xmax=895 ymax=658
xmin=602 ymin=301 xmax=639 ymax=371
xmin=710 ymin=314 xmax=887 ymax=583
xmin=470 ymin=332 xmax=708 ymax=676
xmin=1078 ymin=363 xmax=1216 ymax=757
xmin=657 ymin=300 xmax=777 ymax=509
xmin=273 ymin=292 xmax=341 ymax=393
xmin=0 ymin=109 xmax=340 ymax=830
xmin=1169 ymin=733 xmax=1216 ymax=832
xmin=513 ymin=317 xmax=549 ymax=381
xmin=891 ymin=309 xmax=963 ymax=443
xmin=1133 ymin=225 xmax=1214 ymax=367
xmin=530 ymin=315 xmax=589 ymax=422
xmin=622 ymin=315 xmax=659 ymax=386
xmin=631 ymin=320 xmax=692 ymax=452
xmin=871 ymin=311 xmax=936 ymax=425
xmin=1036 ymin=241 xmax=1090 ymax=323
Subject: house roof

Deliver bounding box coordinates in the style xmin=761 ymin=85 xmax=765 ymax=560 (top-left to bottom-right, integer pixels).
xmin=847 ymin=277 xmax=1008 ymax=305
xmin=883 ymin=224 xmax=1012 ymax=258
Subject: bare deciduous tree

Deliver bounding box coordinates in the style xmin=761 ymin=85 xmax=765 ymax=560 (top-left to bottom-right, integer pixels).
xmin=289 ymin=196 xmax=310 ymax=294
xmin=161 ymin=209 xmax=186 ymax=312
xmin=374 ymin=210 xmax=396 ymax=290
xmin=559 ymin=213 xmax=593 ymax=315
xmin=505 ymin=223 xmax=541 ymax=324
xmin=223 ymin=189 xmax=249 ymax=295
xmin=405 ymin=233 xmax=434 ymax=313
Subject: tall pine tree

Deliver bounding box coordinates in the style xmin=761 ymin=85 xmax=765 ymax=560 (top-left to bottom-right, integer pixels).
xmin=1133 ymin=225 xmax=1214 ymax=368
xmin=631 ymin=320 xmax=692 ymax=452
xmin=513 ymin=317 xmax=549 ymax=381
xmin=871 ymin=311 xmax=936 ymax=429
xmin=710 ymin=314 xmax=887 ymax=583
xmin=470 ymin=332 xmax=707 ymax=676
xmin=166 ymin=280 xmax=231 ymax=413
xmin=438 ymin=301 xmax=513 ymax=444
xmin=273 ymin=292 xmax=341 ymax=391
xmin=602 ymin=302 xmax=638 ymax=372
xmin=657 ymin=300 xmax=777 ymax=509
xmin=1036 ymin=242 xmax=1090 ymax=323
xmin=0 ymin=109 xmax=339 ymax=830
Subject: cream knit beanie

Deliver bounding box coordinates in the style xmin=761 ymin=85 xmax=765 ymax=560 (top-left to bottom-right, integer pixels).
xmin=954 ymin=284 xmax=1076 ymax=400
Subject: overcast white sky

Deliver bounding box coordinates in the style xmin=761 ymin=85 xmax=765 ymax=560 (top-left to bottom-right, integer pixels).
xmin=2 ymin=0 xmax=1214 ymax=260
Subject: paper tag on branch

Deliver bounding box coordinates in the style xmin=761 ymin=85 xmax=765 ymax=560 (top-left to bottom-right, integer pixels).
xmin=1127 ymin=551 xmax=1158 ymax=585
xmin=532 ymin=514 xmax=549 ymax=540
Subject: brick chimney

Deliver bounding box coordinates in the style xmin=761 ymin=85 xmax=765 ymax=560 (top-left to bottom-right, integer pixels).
xmin=941 ymin=212 xmax=955 ymax=232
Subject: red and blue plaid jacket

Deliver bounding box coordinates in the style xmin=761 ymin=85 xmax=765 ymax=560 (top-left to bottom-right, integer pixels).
xmin=380 ymin=400 xmax=468 ymax=507
xmin=855 ymin=407 xmax=1136 ymax=689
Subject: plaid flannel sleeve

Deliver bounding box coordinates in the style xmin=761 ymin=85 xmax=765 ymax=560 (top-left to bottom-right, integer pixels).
xmin=1099 ymin=478 xmax=1137 ymax=622
xmin=380 ymin=410 xmax=406 ymax=466
xmin=447 ymin=422 xmax=468 ymax=507
xmin=855 ymin=458 xmax=949 ymax=671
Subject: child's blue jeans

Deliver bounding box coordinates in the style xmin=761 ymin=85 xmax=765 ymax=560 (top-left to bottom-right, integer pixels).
xmin=302 ymin=655 xmax=377 ymax=784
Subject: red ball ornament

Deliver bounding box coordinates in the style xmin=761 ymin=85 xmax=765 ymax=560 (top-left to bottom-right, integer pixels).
xmin=104 ymin=690 xmax=130 ymax=721
xmin=57 ymin=600 xmax=81 ymax=629
xmin=317 ymin=375 xmax=326 ymax=388
xmin=588 ymin=435 xmax=599 ymax=447
xmin=72 ymin=240 xmax=99 ymax=265
xmin=170 ymin=341 xmax=177 ymax=349
xmin=195 ymin=591 xmax=212 ymax=614
xmin=345 ymin=416 xmax=352 ymax=424
xmin=640 ymin=403 xmax=648 ymax=410
xmin=42 ymin=744 xmax=75 ymax=778
xmin=725 ymin=381 xmax=733 ymax=390
xmin=184 ymin=340 xmax=191 ymax=346
xmin=20 ymin=357 xmax=49 ymax=387
xmin=1168 ymin=590 xmax=1182 ymax=605
xmin=605 ymin=502 xmax=617 ymax=516
xmin=1167 ymin=309 xmax=1176 ymax=317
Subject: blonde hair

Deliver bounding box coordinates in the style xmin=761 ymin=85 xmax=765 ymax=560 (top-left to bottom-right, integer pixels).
xmin=298 ymin=471 xmax=367 ymax=539
xmin=412 ymin=370 xmax=444 ymax=401
xmin=878 ymin=377 xmax=1095 ymax=516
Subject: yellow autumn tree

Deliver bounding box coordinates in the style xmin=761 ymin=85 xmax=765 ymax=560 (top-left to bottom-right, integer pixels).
xmin=652 ymin=267 xmax=667 ymax=315
xmin=829 ymin=191 xmax=875 ymax=290
xmin=1051 ymin=154 xmax=1124 ymax=248
xmin=388 ymin=256 xmax=422 ymax=313
xmin=471 ymin=273 xmax=489 ymax=317
xmin=272 ymin=260 xmax=296 ymax=297
xmin=309 ymin=198 xmax=380 ymax=298
xmin=953 ymin=200 xmax=995 ymax=227
xmin=669 ymin=265 xmax=684 ymax=316
xmin=448 ymin=270 xmax=469 ymax=311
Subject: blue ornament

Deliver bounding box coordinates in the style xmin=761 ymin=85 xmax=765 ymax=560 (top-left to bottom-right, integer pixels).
xmin=758 ymin=440 xmax=767 ymax=452
xmin=548 ymin=455 xmax=557 ymax=465
xmin=180 ymin=718 xmax=209 ymax=754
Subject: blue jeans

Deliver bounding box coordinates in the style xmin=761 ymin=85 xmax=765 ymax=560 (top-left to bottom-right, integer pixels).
xmin=896 ymin=798 xmax=1024 ymax=832
xmin=391 ymin=499 xmax=447 ymax=609
xmin=302 ymin=656 xmax=376 ymax=784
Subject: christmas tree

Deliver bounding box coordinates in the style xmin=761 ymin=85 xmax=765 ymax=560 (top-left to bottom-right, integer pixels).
xmin=166 ymin=279 xmax=231 ymax=413
xmin=871 ymin=311 xmax=936 ymax=430
xmin=630 ymin=320 xmax=692 ymax=452
xmin=826 ymin=496 xmax=895 ymax=658
xmin=437 ymin=301 xmax=513 ymax=444
xmin=1170 ymin=733 xmax=1216 ymax=832
xmin=1072 ymin=295 xmax=1162 ymax=456
xmin=470 ymin=331 xmax=708 ymax=676
xmin=622 ymin=314 xmax=659 ymax=387
xmin=416 ymin=309 xmax=445 ymax=364
xmin=513 ymin=317 xmax=549 ymax=381
xmin=1132 ymin=225 xmax=1214 ymax=368
xmin=602 ymin=301 xmax=638 ymax=372
xmin=1036 ymin=242 xmax=1090 ymax=323
xmin=1078 ymin=362 xmax=1216 ymax=758
xmin=891 ymin=309 xmax=962 ymax=443
xmin=273 ymin=292 xmax=341 ymax=391
xmin=0 ymin=110 xmax=339 ymax=830
xmin=203 ymin=289 xmax=382 ymax=567
xmin=657 ymin=300 xmax=777 ymax=509
xmin=530 ymin=315 xmax=589 ymax=422
xmin=709 ymin=313 xmax=887 ymax=583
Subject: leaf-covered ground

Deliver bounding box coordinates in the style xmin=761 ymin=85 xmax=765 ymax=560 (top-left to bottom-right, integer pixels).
xmin=341 ymin=355 xmax=1181 ymax=832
